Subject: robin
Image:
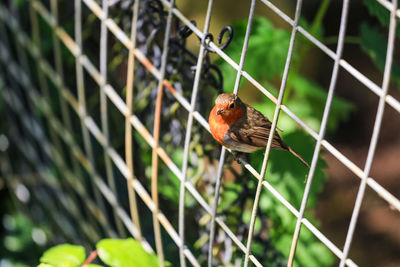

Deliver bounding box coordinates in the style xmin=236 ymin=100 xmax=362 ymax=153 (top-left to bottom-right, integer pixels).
xmin=209 ymin=93 xmax=309 ymax=167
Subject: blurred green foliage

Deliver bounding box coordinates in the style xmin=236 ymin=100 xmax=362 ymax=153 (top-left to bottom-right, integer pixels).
xmin=0 ymin=212 xmax=48 ymax=267
xmin=38 ymin=238 xmax=160 ymax=267
xmin=362 ymin=0 xmax=400 ymax=87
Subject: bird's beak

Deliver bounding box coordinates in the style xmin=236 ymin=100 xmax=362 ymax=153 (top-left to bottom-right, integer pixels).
xmin=217 ymin=109 xmax=224 ymax=115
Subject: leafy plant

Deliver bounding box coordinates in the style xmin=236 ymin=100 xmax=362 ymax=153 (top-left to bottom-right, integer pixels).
xmin=0 ymin=212 xmax=49 ymax=267
xmin=38 ymin=238 xmax=161 ymax=267
xmin=362 ymin=0 xmax=400 ymax=87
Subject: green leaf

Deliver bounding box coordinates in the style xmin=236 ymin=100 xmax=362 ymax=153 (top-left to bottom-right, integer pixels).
xmin=364 ymin=0 xmax=400 ymax=38
xmin=295 ymin=227 xmax=334 ymax=267
xmin=215 ymin=17 xmax=291 ymax=91
xmin=97 ymin=238 xmax=159 ymax=267
xmin=39 ymin=244 xmax=85 ymax=267
xmin=360 ymin=23 xmax=400 ymax=87
xmin=291 ymin=75 xmax=355 ymax=132
xmin=12 ymin=0 xmax=26 ymax=9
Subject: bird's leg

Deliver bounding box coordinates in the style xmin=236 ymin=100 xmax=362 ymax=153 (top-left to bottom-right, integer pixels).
xmin=233 ymin=152 xmax=247 ymax=163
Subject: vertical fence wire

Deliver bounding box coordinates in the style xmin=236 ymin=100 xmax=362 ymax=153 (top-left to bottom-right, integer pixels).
xmin=0 ymin=0 xmax=43 ymax=191
xmin=99 ymin=0 xmax=126 ymax=237
xmin=73 ymin=0 xmax=111 ymax=237
xmin=50 ymin=0 xmax=80 ymax=179
xmin=7 ymin=0 xmax=31 ymax=81
xmin=28 ymin=0 xmax=63 ymax=171
xmin=150 ymin=0 xmax=176 ymax=265
xmin=49 ymin=0 xmax=102 ymax=235
xmin=0 ymin=23 xmax=41 ymax=198
xmin=207 ymin=148 xmax=226 ymax=267
xmin=0 ymin=7 xmax=116 ymax=235
xmin=124 ymin=0 xmax=142 ymax=242
xmin=243 ymin=0 xmax=304 ymax=266
xmin=339 ymin=0 xmax=398 ymax=265
xmin=25 ymin=2 xmax=102 ymax=246
xmin=0 ymin=31 xmax=108 ymax=243
xmin=207 ymin=1 xmax=257 ymax=266
xmin=0 ymin=58 xmax=93 ymax=247
xmin=0 ymin=41 xmax=147 ymax=246
xmin=287 ymin=0 xmax=351 ymax=264
xmin=178 ymin=0 xmax=215 ymax=266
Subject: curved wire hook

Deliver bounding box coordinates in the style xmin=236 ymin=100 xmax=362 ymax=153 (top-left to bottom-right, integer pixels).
xmin=217 ymin=26 xmax=233 ymax=50
xmin=202 ymin=26 xmax=233 ymax=53
xmin=178 ymin=20 xmax=197 ymax=39
xmin=144 ymin=0 xmax=166 ymax=29
xmin=206 ymin=64 xmax=224 ymax=93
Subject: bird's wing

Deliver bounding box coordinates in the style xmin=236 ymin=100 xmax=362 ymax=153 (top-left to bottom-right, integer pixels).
xmin=228 ymin=105 xmax=288 ymax=150
xmin=229 ymin=126 xmax=287 ymax=150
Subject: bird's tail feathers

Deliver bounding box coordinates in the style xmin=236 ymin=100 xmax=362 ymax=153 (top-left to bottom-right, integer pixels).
xmin=288 ymin=147 xmax=310 ymax=168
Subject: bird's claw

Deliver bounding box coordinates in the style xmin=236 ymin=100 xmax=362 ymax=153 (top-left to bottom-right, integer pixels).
xmin=233 ymin=152 xmax=246 ymax=163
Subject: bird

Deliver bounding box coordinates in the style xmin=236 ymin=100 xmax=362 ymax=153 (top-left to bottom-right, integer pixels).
xmin=208 ymin=93 xmax=310 ymax=167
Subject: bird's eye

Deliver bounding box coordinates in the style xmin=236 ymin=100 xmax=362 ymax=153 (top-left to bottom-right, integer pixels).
xmin=229 ymin=103 xmax=235 ymax=109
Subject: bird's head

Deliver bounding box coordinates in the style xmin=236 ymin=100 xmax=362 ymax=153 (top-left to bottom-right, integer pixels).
xmin=214 ymin=93 xmax=244 ymax=121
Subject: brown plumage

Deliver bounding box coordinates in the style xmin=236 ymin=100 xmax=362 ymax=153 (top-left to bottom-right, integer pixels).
xmin=209 ymin=93 xmax=309 ymax=167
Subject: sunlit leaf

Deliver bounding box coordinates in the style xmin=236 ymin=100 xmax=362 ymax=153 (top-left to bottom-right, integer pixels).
xmin=97 ymin=238 xmax=159 ymax=267
xmin=39 ymin=244 xmax=85 ymax=267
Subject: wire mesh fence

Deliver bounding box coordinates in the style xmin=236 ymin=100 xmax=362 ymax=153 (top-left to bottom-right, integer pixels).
xmin=0 ymin=0 xmax=400 ymax=266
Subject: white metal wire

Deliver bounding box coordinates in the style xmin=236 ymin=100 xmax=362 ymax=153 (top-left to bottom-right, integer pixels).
xmin=124 ymin=0 xmax=142 ymax=243
xmin=1 ymin=0 xmax=399 ymax=266
xmin=179 ymin=0 xmax=214 ymax=266
xmin=209 ymin=0 xmax=257 ymax=264
xmin=288 ymin=0 xmax=351 ymax=264
xmin=245 ymin=0 xmax=304 ymax=265
xmin=73 ymin=0 xmax=109 ymax=228
xmin=150 ymin=0 xmax=176 ymax=265
xmin=99 ymin=0 xmax=126 ymax=237
xmin=340 ymin=0 xmax=398 ymax=266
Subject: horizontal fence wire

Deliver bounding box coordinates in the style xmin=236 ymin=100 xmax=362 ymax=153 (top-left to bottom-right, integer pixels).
xmin=0 ymin=0 xmax=399 ymax=266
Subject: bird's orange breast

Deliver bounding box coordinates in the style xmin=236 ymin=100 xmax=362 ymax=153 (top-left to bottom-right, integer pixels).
xmin=209 ymin=105 xmax=230 ymax=145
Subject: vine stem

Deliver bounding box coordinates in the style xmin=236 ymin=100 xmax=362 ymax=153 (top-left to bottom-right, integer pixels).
xmin=83 ymin=250 xmax=98 ymax=266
